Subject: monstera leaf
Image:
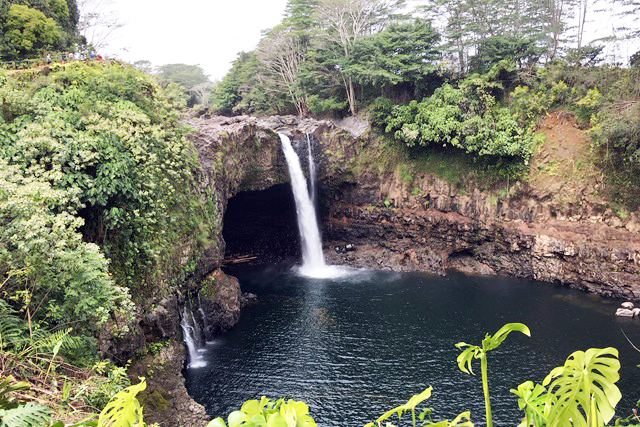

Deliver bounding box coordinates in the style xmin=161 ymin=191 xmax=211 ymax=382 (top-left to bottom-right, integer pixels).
xmin=456 ymin=323 xmax=531 ymax=375
xmin=542 ymin=348 xmax=621 ymax=427
xmin=0 ymin=402 xmax=52 ymax=427
xmin=511 ymin=381 xmax=553 ymax=427
xmin=0 ymin=376 xmax=30 ymax=409
xmin=376 ymin=387 xmax=433 ymax=425
xmin=482 ymin=323 xmax=531 ymax=352
xmin=98 ymin=378 xmax=146 ymax=427
xmin=421 ymin=411 xmax=474 ymax=427
xmin=208 ymin=397 xmax=316 ymax=427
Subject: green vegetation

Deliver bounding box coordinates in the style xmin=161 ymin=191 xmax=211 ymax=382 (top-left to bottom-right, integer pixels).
xmin=1 ymin=323 xmax=631 ymax=427
xmin=376 ymin=62 xmax=543 ymax=179
xmin=206 ymin=0 xmax=640 ymax=196
xmin=156 ymin=64 xmax=212 ymax=107
xmin=512 ymin=348 xmax=621 ymax=427
xmin=207 ymin=397 xmax=316 ymax=427
xmin=1 ymin=0 xmax=80 ymax=61
xmin=0 ymin=61 xmax=217 ymax=382
xmin=456 ymin=323 xmax=531 ymax=427
xmin=0 ymin=0 xmax=638 ymax=424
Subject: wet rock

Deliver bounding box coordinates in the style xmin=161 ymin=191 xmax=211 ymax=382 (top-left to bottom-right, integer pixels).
xmin=142 ymin=295 xmax=179 ymax=340
xmin=244 ymin=292 xmax=258 ymax=302
xmin=622 ymin=301 xmax=635 ymax=309
xmin=633 ymin=308 xmax=640 ymax=317
xmin=199 ymin=269 xmax=244 ymax=340
xmin=616 ymin=308 xmax=635 ymax=317
xmin=129 ymin=342 xmax=209 ymax=427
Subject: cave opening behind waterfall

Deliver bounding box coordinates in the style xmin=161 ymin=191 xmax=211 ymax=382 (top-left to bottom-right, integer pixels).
xmin=222 ymin=184 xmax=301 ymax=264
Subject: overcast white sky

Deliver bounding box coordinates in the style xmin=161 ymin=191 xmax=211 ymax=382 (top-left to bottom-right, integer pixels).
xmin=100 ymin=0 xmax=289 ymax=81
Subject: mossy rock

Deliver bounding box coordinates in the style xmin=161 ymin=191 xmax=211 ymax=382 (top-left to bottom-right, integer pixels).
xmin=139 ymin=388 xmax=170 ymax=412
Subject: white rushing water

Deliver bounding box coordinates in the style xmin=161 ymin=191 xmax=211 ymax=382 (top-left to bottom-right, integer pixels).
xmin=306 ymin=134 xmax=316 ymax=204
xmin=279 ymin=133 xmax=349 ymax=279
xmin=181 ymin=306 xmax=206 ymax=368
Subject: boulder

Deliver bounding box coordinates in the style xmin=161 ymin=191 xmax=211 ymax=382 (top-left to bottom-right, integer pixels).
xmin=616 ymin=308 xmax=635 ymax=317
xmin=621 ymin=301 xmax=635 ymax=309
xmin=633 ymin=308 xmax=640 ymax=317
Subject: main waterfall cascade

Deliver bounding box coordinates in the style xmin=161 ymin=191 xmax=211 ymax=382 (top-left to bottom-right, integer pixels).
xmin=183 ymin=134 xmax=348 ymax=366
xmin=278 ymin=133 xmax=348 ymax=279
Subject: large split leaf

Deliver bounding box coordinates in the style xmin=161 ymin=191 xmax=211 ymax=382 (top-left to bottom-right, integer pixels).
xmin=0 ymin=402 xmax=51 ymax=427
xmin=510 ymin=381 xmax=552 ymax=427
xmin=542 ymin=347 xmax=621 ymax=427
xmin=97 ymin=378 xmax=146 ymax=427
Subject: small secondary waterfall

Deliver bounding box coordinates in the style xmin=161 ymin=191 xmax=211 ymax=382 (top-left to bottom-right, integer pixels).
xmin=181 ymin=302 xmax=206 ymax=368
xmin=279 ymin=133 xmax=327 ymax=276
xmin=306 ymin=134 xmax=317 ymax=204
xmin=197 ymin=291 xmax=210 ymax=340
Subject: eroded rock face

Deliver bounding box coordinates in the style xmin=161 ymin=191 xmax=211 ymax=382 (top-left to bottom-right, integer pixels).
xmin=200 ymin=269 xmax=246 ymax=339
xmin=129 ymin=341 xmax=209 ymax=427
xmin=117 ymin=116 xmax=338 ymax=425
xmin=189 ymin=114 xmax=640 ymax=303
xmin=324 ymin=170 xmax=640 ymax=301
xmin=155 ymin=113 xmax=640 ymax=424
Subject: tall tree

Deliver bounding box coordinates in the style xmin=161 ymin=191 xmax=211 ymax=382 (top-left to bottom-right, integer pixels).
xmin=346 ymin=18 xmax=441 ymax=97
xmin=77 ymin=0 xmax=122 ymax=50
xmin=209 ymin=51 xmax=265 ymax=115
xmin=257 ymin=25 xmax=309 ymax=115
xmin=2 ymin=4 xmax=61 ymax=59
xmin=314 ymin=0 xmax=406 ymax=115
xmin=157 ymin=63 xmax=211 ymax=107
xmin=0 ymin=0 xmax=79 ymax=60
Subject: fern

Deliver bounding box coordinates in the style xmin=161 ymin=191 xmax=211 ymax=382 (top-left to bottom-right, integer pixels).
xmin=98 ymin=378 xmax=146 ymax=427
xmin=21 ymin=328 xmax=71 ymax=358
xmin=0 ymin=402 xmax=51 ymax=427
xmin=0 ymin=302 xmax=27 ymax=353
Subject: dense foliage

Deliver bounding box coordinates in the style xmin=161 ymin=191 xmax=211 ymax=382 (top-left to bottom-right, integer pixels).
xmin=207 ymin=0 xmax=640 ymax=184
xmin=0 ymin=62 xmax=214 ymax=360
xmin=0 ymin=0 xmax=80 ymax=60
xmin=375 ymin=63 xmax=541 ymax=177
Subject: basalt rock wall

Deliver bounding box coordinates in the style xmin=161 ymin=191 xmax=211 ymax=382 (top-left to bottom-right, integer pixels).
xmin=127 ymin=115 xmax=342 ymax=426
xmin=191 ymin=114 xmax=640 ymax=302
xmin=324 ymin=168 xmax=640 ymax=301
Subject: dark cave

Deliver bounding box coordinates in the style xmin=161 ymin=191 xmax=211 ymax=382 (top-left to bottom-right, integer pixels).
xmin=222 ymin=184 xmax=301 ymax=264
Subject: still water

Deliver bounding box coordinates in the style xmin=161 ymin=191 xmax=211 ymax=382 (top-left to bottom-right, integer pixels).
xmin=185 ymin=265 xmax=640 ymax=427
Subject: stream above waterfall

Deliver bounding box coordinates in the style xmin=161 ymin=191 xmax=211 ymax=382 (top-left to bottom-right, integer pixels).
xmin=184 ymin=265 xmax=640 ymax=427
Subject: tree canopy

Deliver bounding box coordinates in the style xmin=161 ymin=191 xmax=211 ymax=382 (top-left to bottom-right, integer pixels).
xmin=0 ymin=0 xmax=79 ymax=60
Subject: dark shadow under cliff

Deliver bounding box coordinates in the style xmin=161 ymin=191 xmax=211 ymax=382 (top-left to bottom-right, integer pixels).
xmin=222 ymin=184 xmax=301 ymax=264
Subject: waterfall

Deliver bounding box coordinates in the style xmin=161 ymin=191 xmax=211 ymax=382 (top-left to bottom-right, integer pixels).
xmin=306 ymin=134 xmax=317 ymax=204
xmin=180 ymin=305 xmax=206 ymax=368
xmin=280 ymin=133 xmax=349 ymax=279
xmin=188 ymin=298 xmax=204 ymax=347
xmin=279 ymin=133 xmax=326 ymax=275
xmin=197 ymin=291 xmax=210 ymax=341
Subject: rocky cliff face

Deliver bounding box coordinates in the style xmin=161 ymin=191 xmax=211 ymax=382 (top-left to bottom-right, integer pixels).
xmin=120 ymin=115 xmax=345 ymax=426
xmin=324 ymin=171 xmax=640 ymax=301
xmin=190 ymin=114 xmax=640 ymax=302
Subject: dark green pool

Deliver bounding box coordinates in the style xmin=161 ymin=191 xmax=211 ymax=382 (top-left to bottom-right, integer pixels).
xmin=185 ymin=265 xmax=640 ymax=427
